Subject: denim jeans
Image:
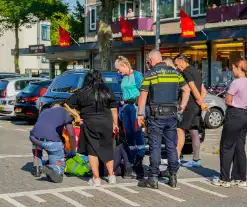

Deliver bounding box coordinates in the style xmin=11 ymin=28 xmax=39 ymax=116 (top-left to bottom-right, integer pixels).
xmin=147 ymin=116 xmax=179 ymax=177
xmin=30 ymin=136 xmax=65 ymax=174
xmin=122 ymin=103 xmax=145 ymax=163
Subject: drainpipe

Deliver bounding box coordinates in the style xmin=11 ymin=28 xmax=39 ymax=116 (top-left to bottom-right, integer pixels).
xmin=84 ymin=0 xmax=88 ymax=42
xmin=155 ymin=0 xmax=160 ymax=49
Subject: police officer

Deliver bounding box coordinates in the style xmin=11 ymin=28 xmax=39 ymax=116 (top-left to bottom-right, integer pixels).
xmin=137 ymin=50 xmax=190 ymax=188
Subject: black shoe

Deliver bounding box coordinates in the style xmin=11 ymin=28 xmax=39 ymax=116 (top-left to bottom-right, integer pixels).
xmin=31 ymin=166 xmax=42 ymax=177
xmin=168 ymin=173 xmax=177 ymax=188
xmin=123 ymin=167 xmax=136 ymax=179
xmin=138 ymin=178 xmax=158 ymax=189
xmin=159 ymin=169 xmax=169 ymax=177
xmin=43 ymin=166 xmax=63 ymax=183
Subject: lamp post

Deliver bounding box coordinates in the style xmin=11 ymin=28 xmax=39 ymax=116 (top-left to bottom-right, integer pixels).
xmin=155 ymin=0 xmax=160 ymax=49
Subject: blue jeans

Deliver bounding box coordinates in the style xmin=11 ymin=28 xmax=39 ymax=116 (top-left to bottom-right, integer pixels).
xmin=30 ymin=136 xmax=65 ymax=174
xmin=122 ymin=103 xmax=145 ymax=163
xmin=147 ymin=116 xmax=179 ymax=177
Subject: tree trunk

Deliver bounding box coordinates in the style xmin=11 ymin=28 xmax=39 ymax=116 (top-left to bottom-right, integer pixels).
xmin=14 ymin=23 xmax=20 ymax=74
xmin=98 ymin=20 xmax=113 ymax=71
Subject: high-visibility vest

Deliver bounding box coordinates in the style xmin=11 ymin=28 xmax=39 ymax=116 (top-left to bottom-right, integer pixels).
xmin=62 ymin=126 xmax=80 ymax=151
xmin=64 ymin=155 xmax=91 ymax=176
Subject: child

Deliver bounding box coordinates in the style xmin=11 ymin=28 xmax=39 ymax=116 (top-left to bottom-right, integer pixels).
xmin=30 ymin=102 xmax=76 ymax=183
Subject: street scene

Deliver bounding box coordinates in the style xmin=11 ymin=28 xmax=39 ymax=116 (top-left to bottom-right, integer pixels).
xmin=0 ymin=118 xmax=244 ymax=207
xmin=0 ymin=0 xmax=247 ymax=206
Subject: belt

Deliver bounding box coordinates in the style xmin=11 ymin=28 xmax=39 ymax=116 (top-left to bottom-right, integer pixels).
xmin=124 ymin=99 xmax=136 ymax=104
xmin=36 ymin=138 xmax=55 ymax=142
xmin=149 ymin=105 xmax=177 ymax=117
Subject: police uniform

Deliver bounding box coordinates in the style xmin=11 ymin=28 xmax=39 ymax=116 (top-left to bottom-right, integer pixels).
xmin=139 ymin=62 xmax=186 ymax=188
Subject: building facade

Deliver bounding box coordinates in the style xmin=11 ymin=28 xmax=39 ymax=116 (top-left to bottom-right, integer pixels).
xmin=83 ymin=0 xmax=247 ymax=86
xmin=0 ymin=21 xmax=51 ymax=75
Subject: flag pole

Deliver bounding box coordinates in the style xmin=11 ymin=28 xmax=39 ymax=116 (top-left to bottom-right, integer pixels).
xmin=70 ymin=35 xmax=81 ymax=47
xmin=133 ymin=28 xmax=146 ymax=44
xmin=193 ymin=22 xmax=208 ymax=40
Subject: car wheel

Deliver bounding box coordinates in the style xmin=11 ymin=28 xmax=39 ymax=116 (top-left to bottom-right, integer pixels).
xmin=204 ymin=108 xmax=224 ymax=129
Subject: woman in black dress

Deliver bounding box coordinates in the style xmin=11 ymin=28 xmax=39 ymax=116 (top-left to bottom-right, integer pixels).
xmin=66 ymin=70 xmax=119 ymax=186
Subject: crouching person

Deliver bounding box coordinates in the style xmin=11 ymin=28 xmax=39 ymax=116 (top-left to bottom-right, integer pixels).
xmin=30 ymin=102 xmax=76 ymax=183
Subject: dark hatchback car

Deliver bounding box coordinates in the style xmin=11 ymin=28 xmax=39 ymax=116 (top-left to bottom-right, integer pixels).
xmin=14 ymin=80 xmax=52 ymax=123
xmin=40 ymin=69 xmax=205 ymax=153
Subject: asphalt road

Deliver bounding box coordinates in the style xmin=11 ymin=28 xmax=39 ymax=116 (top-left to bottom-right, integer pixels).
xmin=0 ymin=117 xmax=246 ymax=207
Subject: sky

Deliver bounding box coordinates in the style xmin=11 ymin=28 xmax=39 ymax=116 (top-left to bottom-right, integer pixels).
xmin=63 ymin=0 xmax=85 ymax=10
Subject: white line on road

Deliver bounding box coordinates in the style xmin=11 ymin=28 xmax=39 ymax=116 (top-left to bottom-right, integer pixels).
xmin=148 ymin=189 xmax=186 ymax=202
xmin=0 ymin=154 xmax=33 ymax=159
xmin=97 ymin=188 xmax=140 ymax=206
xmin=158 ymin=180 xmax=180 ymax=190
xmin=26 ymin=194 xmax=46 ymax=203
xmin=179 ymin=181 xmax=228 ymax=198
xmin=14 ymin=129 xmax=27 ymax=132
xmin=1 ymin=195 xmax=26 ymax=207
xmin=73 ymin=189 xmax=94 ymax=197
xmin=117 ymin=186 xmax=139 ymax=193
xmin=52 ymin=192 xmax=85 ymax=207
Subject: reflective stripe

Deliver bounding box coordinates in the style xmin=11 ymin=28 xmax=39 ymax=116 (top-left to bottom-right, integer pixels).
xmin=71 ymin=162 xmax=79 ymax=173
xmin=137 ymin=145 xmax=146 ymax=150
xmin=151 ymin=78 xmax=180 ymax=84
xmin=142 ymin=80 xmax=150 ymax=86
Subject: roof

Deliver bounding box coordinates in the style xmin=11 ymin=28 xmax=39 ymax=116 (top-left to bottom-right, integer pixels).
xmin=62 ymin=69 xmax=119 ymax=76
xmin=31 ymin=80 xmax=53 ymax=85
xmin=0 ymin=77 xmax=47 ymax=81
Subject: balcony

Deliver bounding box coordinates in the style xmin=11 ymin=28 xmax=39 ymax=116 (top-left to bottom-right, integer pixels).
xmin=206 ymin=3 xmax=247 ymax=23
xmin=111 ymin=16 xmax=153 ymax=33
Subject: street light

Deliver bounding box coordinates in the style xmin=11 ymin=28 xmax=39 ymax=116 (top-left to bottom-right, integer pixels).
xmin=155 ymin=0 xmax=160 ymax=50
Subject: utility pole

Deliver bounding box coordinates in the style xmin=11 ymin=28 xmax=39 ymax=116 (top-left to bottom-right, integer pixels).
xmin=155 ymin=0 xmax=160 ymax=49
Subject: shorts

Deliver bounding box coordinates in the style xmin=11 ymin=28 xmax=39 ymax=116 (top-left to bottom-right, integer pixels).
xmin=177 ymin=105 xmax=201 ymax=130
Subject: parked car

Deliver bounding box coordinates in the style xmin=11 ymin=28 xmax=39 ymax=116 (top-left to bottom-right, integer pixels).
xmin=202 ymin=94 xmax=226 ymax=129
xmin=0 ymin=72 xmax=21 ymax=79
xmin=0 ymin=77 xmax=47 ymax=117
xmin=39 ymin=69 xmax=205 ymax=153
xmin=39 ymin=72 xmax=49 ymax=79
xmin=14 ymin=80 xmax=52 ymax=123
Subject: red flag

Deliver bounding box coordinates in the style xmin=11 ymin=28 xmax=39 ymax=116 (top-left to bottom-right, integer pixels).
xmin=59 ymin=26 xmax=70 ymax=47
xmin=120 ymin=16 xmax=134 ymax=43
xmin=180 ymin=8 xmax=195 ymax=38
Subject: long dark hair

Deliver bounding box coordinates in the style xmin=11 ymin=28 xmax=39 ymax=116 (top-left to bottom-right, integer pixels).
xmin=82 ymin=69 xmax=111 ymax=111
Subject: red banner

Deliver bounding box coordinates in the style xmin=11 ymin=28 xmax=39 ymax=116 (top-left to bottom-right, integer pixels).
xmin=180 ymin=8 xmax=196 ymax=38
xmin=120 ymin=16 xmax=134 ymax=43
xmin=59 ymin=26 xmax=70 ymax=47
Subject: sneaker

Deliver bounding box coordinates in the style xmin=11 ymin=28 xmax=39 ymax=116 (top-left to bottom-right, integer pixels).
xmin=108 ymin=175 xmax=117 ymax=184
xmin=211 ymin=178 xmax=230 ymax=188
xmin=230 ymin=180 xmax=238 ymax=186
xmin=88 ymin=178 xmax=101 ymax=187
xmin=161 ymin=159 xmax=168 ymax=165
xmin=237 ymin=181 xmax=247 ymax=187
xmin=182 ymin=160 xmax=201 ymax=168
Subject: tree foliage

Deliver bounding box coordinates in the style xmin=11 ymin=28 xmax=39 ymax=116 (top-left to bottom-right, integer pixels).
xmin=50 ymin=1 xmax=84 ymax=46
xmin=0 ymin=0 xmax=68 ymax=73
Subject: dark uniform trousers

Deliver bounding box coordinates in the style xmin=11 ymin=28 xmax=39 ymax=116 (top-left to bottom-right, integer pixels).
xmin=147 ymin=115 xmax=179 ymax=177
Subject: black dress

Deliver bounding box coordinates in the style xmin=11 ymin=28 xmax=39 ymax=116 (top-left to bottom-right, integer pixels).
xmin=67 ymin=88 xmax=117 ymax=163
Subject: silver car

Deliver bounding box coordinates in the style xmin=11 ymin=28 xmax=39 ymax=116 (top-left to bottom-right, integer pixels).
xmin=202 ymin=93 xmax=226 ymax=129
xmin=0 ymin=77 xmax=46 ymax=117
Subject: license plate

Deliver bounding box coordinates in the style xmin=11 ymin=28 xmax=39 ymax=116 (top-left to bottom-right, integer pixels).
xmin=0 ymin=106 xmax=4 ymax=110
xmin=15 ymin=108 xmax=22 ymax=113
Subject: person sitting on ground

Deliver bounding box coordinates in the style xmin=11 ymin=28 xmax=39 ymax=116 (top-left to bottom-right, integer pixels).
xmin=29 ymin=102 xmax=76 ymax=183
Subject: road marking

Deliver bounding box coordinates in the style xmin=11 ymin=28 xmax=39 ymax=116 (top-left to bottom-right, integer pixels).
xmin=1 ymin=195 xmax=26 ymax=207
xmin=179 ymin=180 xmax=228 ymax=198
xmin=73 ymin=189 xmax=94 ymax=197
xmin=200 ymin=180 xmax=218 ymax=187
xmin=149 ymin=189 xmax=185 ymax=202
xmin=0 ymin=154 xmax=33 ymax=159
xmin=97 ymin=188 xmax=140 ymax=206
xmin=26 ymin=194 xmax=46 ymax=202
xmin=0 ymin=125 xmax=3 ymax=127
xmin=52 ymin=192 xmax=85 ymax=207
xmin=117 ymin=186 xmax=139 ymax=193
xmin=158 ymin=179 xmax=180 ymax=190
xmin=14 ymin=129 xmax=27 ymax=132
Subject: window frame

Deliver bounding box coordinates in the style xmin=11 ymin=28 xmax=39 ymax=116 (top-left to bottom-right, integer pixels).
xmin=41 ymin=24 xmax=51 ymax=41
xmin=89 ymin=7 xmax=97 ymax=31
xmin=159 ymin=0 xmax=184 ymax=20
xmin=191 ymin=0 xmax=207 ymax=17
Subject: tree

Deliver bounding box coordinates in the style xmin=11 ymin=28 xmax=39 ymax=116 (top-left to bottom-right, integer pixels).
xmin=0 ymin=0 xmax=68 ymax=73
xmin=98 ymin=0 xmax=119 ymax=70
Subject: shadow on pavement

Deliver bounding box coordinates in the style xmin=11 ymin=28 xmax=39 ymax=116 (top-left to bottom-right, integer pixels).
xmin=21 ymin=162 xmax=33 ymax=173
xmin=182 ymin=165 xmax=220 ymax=178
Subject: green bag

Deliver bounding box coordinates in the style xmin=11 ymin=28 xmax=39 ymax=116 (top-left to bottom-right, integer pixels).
xmin=64 ymin=155 xmax=91 ymax=176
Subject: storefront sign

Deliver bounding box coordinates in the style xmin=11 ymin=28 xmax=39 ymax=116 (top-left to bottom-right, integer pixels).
xmin=180 ymin=8 xmax=195 ymax=38
xmin=28 ymin=44 xmax=45 ymax=54
xmin=120 ymin=16 xmax=134 ymax=43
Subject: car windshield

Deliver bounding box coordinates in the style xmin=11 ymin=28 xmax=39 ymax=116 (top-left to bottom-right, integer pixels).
xmin=103 ymin=76 xmax=121 ymax=93
xmin=0 ymin=80 xmax=8 ymax=89
xmin=22 ymin=84 xmax=39 ymax=94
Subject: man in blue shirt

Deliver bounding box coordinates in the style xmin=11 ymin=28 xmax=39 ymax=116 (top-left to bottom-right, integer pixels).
xmin=30 ymin=102 xmax=76 ymax=183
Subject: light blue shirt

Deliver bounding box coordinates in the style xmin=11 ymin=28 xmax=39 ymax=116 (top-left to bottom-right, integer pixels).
xmin=121 ymin=71 xmax=143 ymax=100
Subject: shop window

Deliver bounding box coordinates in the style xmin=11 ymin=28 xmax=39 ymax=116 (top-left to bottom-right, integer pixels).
xmin=41 ymin=25 xmax=50 ymax=41
xmin=160 ymin=0 xmax=185 ymax=19
xmin=89 ymin=7 xmax=96 ymax=31
xmin=191 ymin=0 xmax=207 ymax=17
